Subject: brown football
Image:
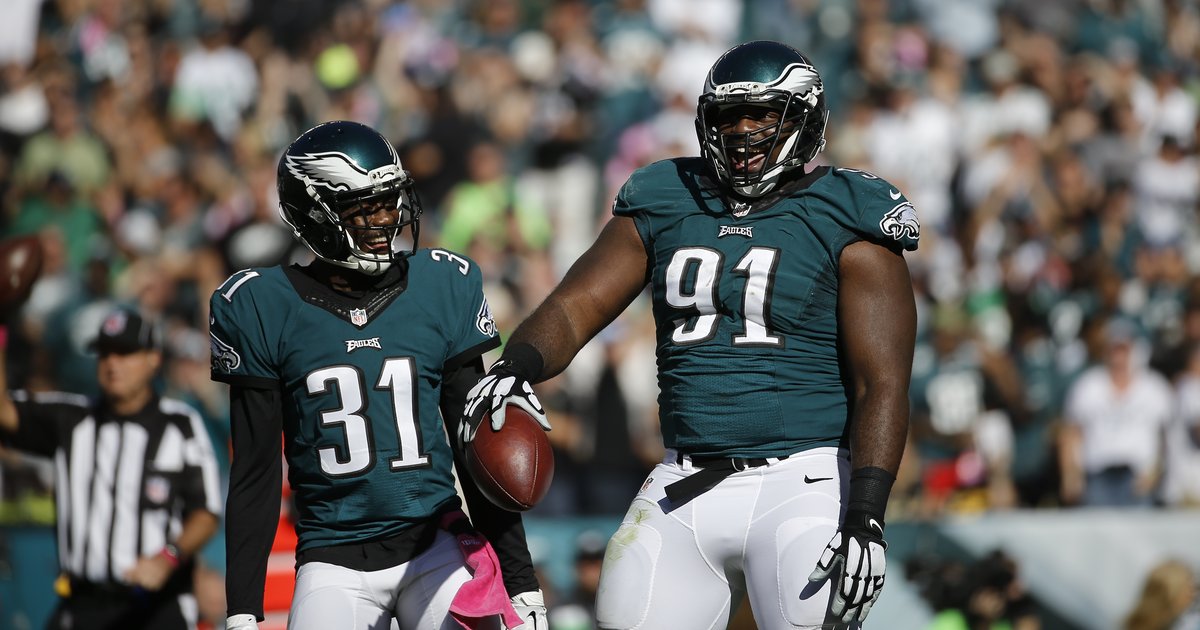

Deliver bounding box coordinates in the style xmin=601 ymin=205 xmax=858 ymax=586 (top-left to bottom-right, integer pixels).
xmin=464 ymin=405 xmax=554 ymax=512
xmin=0 ymin=236 xmax=43 ymax=311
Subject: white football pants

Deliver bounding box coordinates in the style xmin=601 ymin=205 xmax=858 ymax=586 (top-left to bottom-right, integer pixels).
xmin=288 ymin=529 xmax=501 ymax=630
xmin=595 ymin=447 xmax=849 ymax=630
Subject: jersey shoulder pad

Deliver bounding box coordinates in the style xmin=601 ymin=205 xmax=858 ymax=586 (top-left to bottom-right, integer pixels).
xmin=208 ymin=266 xmax=289 ymax=386
xmin=815 ymin=167 xmax=920 ymax=251
xmin=410 ymin=248 xmax=486 ymax=289
xmin=410 ymin=248 xmax=499 ymax=361
xmin=409 ymin=247 xmax=492 ymax=313
xmin=208 ymin=266 xmax=291 ymax=322
xmin=612 ymin=157 xmax=711 ymax=219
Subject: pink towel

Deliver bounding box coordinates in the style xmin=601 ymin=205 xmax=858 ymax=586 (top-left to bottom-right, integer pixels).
xmin=441 ymin=511 xmax=522 ymax=629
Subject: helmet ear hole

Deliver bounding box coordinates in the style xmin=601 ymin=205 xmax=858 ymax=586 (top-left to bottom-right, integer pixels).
xmin=281 ymin=200 xmax=350 ymax=261
xmin=299 ymin=223 xmax=350 ymax=261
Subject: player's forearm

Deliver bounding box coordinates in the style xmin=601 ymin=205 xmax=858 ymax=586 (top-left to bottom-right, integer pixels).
xmin=225 ymin=480 xmax=280 ymax=619
xmin=848 ymin=388 xmax=909 ymax=476
xmin=225 ymin=386 xmax=284 ymax=620
xmin=0 ymin=335 xmax=17 ymax=434
xmin=0 ymin=396 xmax=17 ymax=435
xmin=225 ymin=455 xmax=281 ymax=619
xmin=508 ymin=298 xmax=589 ymax=380
xmin=173 ymin=509 xmax=220 ymax=560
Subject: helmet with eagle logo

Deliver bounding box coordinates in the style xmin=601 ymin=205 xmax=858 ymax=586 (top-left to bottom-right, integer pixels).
xmin=277 ymin=120 xmax=422 ymax=275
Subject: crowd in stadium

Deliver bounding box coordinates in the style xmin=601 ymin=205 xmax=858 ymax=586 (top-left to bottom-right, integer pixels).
xmin=1 ymin=0 xmax=1198 ymax=627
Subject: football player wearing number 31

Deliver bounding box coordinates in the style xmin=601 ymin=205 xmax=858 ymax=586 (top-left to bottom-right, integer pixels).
xmin=460 ymin=41 xmax=917 ymax=629
xmin=211 ymin=121 xmax=546 ymax=630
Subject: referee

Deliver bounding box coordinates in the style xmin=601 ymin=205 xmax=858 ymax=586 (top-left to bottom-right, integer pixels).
xmin=0 ymin=307 xmax=221 ymax=630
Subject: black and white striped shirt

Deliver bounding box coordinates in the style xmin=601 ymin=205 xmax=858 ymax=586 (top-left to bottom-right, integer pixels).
xmin=4 ymin=391 xmax=221 ymax=586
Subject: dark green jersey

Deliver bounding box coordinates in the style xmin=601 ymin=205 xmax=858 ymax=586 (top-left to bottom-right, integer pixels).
xmin=209 ymin=249 xmax=499 ymax=551
xmin=613 ymin=158 xmax=919 ymax=458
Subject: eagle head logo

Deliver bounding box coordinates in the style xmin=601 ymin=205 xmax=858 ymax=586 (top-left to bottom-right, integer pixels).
xmin=880 ymin=202 xmax=920 ymax=242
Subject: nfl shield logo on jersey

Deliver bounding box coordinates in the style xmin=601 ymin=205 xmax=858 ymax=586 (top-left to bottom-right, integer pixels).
xmin=144 ymin=475 xmax=170 ymax=505
xmin=350 ymin=308 xmax=368 ymax=327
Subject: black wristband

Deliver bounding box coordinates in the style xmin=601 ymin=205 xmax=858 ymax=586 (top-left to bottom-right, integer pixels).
xmin=491 ymin=342 xmax=544 ymax=383
xmin=848 ymin=466 xmax=895 ymax=521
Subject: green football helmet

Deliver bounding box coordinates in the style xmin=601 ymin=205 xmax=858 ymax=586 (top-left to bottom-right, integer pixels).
xmin=696 ymin=40 xmax=829 ymax=198
xmin=277 ymin=121 xmax=422 ymax=275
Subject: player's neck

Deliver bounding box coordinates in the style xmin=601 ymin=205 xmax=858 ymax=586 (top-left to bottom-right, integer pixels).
xmin=310 ymin=259 xmax=406 ymax=297
xmin=723 ymin=166 xmax=820 ymax=216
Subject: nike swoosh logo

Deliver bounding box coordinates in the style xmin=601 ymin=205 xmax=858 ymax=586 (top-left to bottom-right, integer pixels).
xmin=888 ymin=189 xmax=902 ymax=200
xmin=804 ymin=475 xmax=832 ymax=484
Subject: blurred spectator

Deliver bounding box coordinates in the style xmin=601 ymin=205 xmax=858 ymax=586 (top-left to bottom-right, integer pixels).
xmin=1124 ymin=559 xmax=1199 ymax=630
xmin=1130 ymin=135 xmax=1199 ymax=255
xmin=548 ymin=530 xmax=607 ymax=630
xmin=1165 ymin=343 xmax=1200 ymax=507
xmin=1130 ymin=63 xmax=1196 ymax=153
xmin=12 ymin=88 xmax=110 ymax=195
xmin=0 ymin=0 xmax=42 ymax=66
xmin=8 ymin=171 xmax=102 ymax=274
xmin=169 ymin=19 xmax=258 ymax=142
xmin=908 ymin=549 xmax=1040 ymax=630
xmin=909 ymin=307 xmax=1021 ymax=515
xmin=1059 ymin=318 xmax=1173 ymax=507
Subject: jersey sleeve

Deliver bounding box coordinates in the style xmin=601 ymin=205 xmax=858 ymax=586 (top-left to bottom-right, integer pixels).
xmin=829 ymin=168 xmax=921 ymax=252
xmin=611 ymin=160 xmax=680 ymax=255
xmin=435 ymin=251 xmax=502 ymax=369
xmin=209 ymin=269 xmax=281 ymax=389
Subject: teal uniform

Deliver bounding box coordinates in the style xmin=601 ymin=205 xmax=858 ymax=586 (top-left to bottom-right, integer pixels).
xmin=209 ymin=249 xmax=499 ymax=552
xmin=613 ymin=158 xmax=919 ymax=458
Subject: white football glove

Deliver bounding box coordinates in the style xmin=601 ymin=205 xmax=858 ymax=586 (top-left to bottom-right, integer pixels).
xmin=808 ymin=511 xmax=887 ymax=624
xmin=459 ymin=372 xmax=550 ymax=446
xmin=505 ymin=590 xmax=548 ymax=630
xmin=225 ymin=614 xmax=260 ymax=630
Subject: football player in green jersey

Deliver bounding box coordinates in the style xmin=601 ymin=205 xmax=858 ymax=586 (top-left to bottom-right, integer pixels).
xmin=461 ymin=41 xmax=918 ymax=629
xmin=212 ymin=121 xmax=546 ymax=630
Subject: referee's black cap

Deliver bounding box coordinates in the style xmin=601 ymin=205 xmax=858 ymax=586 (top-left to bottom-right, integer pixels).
xmin=88 ymin=308 xmax=160 ymax=354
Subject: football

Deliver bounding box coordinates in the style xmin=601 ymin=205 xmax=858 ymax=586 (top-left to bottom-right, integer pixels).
xmin=464 ymin=405 xmax=554 ymax=512
xmin=0 ymin=236 xmax=43 ymax=313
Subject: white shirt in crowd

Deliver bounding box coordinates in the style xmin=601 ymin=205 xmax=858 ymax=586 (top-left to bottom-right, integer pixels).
xmin=1064 ymin=365 xmax=1173 ymax=477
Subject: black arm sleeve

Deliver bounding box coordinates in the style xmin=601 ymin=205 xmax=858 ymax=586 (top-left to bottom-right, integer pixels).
xmin=441 ymin=358 xmax=540 ymax=596
xmin=225 ymin=385 xmax=283 ymax=621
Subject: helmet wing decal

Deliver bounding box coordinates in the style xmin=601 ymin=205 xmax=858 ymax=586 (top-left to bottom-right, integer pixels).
xmin=767 ymin=63 xmax=821 ymax=93
xmin=711 ymin=63 xmax=822 ymax=105
xmin=284 ymin=151 xmax=372 ymax=192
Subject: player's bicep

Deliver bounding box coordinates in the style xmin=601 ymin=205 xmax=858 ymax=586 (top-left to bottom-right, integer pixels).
xmin=550 ymin=215 xmax=649 ymax=340
xmin=837 ymin=241 xmax=916 ymax=398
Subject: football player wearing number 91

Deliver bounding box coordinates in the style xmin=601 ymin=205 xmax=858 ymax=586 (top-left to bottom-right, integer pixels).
xmin=211 ymin=121 xmax=546 ymax=630
xmin=459 ymin=41 xmax=917 ymax=629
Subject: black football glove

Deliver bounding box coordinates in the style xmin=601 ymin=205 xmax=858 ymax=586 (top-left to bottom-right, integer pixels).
xmin=458 ymin=361 xmax=550 ymax=448
xmin=808 ymin=509 xmax=888 ymax=624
